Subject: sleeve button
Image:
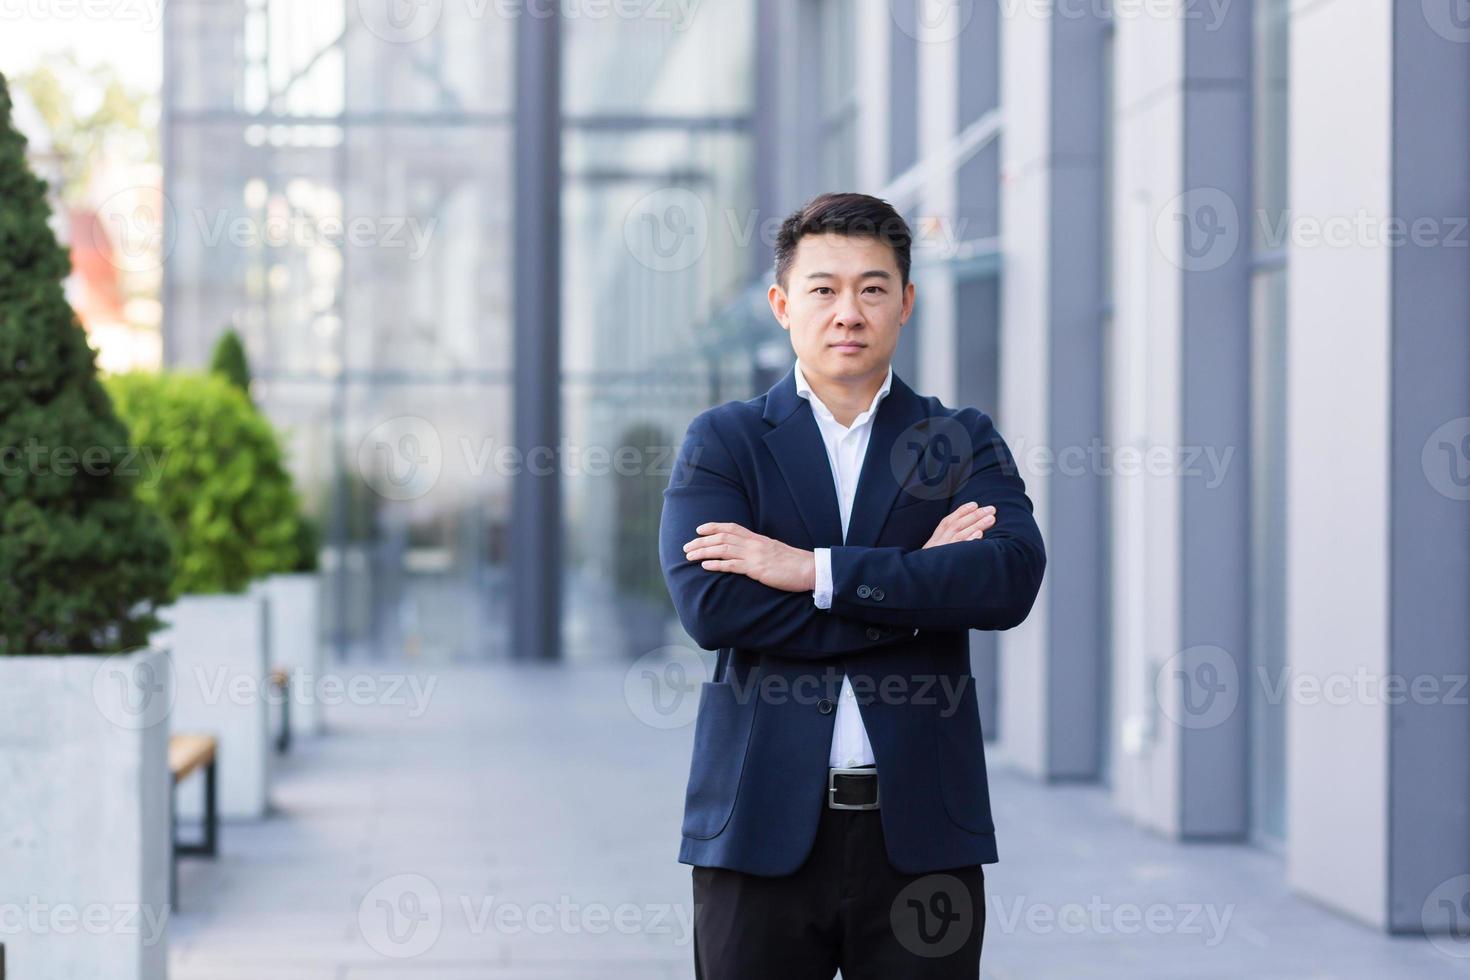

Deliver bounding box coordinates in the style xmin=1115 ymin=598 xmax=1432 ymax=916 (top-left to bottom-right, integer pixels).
xmin=865 ymin=627 xmax=882 ymax=640
xmin=856 ymin=584 xmax=872 ymax=598
xmin=871 ymin=588 xmax=885 ymax=601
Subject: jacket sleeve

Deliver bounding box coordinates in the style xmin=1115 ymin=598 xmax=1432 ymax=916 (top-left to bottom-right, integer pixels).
xmin=825 ymin=409 xmax=1046 ymax=632
xmin=659 ymin=410 xmax=915 ymax=659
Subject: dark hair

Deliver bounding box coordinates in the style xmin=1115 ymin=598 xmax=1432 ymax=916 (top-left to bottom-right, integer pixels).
xmin=773 ymin=192 xmax=913 ymax=292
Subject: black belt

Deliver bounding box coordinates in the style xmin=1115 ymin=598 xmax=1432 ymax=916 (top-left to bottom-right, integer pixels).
xmin=827 ymin=764 xmax=880 ymax=810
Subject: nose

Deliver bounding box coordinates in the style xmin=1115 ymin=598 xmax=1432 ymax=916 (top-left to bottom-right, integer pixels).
xmin=834 ymin=297 xmax=864 ymax=329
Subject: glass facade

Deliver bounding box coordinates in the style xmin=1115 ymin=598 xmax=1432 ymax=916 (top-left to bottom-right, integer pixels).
xmin=134 ymin=0 xmax=1470 ymax=942
xmin=1249 ymin=0 xmax=1291 ymax=848
xmin=816 ymin=0 xmax=858 ymax=192
xmin=163 ymin=0 xmax=755 ymax=662
xmin=1097 ymin=15 xmax=1117 ymax=786
xmin=560 ymin=2 xmax=757 ymax=661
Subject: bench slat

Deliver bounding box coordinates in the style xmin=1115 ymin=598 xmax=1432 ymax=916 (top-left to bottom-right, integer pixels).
xmin=169 ymin=734 xmax=217 ymax=783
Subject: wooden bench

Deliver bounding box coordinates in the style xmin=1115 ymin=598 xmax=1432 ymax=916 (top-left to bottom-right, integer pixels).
xmin=269 ymin=666 xmax=291 ymax=754
xmin=169 ymin=733 xmax=219 ymax=908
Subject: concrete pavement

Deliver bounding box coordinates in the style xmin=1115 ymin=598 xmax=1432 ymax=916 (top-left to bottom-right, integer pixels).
xmin=167 ymin=662 xmax=1470 ymax=979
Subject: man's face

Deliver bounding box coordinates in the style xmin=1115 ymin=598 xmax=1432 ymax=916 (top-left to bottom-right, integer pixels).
xmin=768 ymin=231 xmax=915 ymax=383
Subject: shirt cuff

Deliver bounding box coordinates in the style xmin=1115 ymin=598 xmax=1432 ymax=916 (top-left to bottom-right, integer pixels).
xmin=812 ymin=547 xmax=833 ymax=609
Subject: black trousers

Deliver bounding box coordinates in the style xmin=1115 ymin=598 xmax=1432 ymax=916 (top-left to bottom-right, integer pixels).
xmin=691 ymin=801 xmax=985 ymax=979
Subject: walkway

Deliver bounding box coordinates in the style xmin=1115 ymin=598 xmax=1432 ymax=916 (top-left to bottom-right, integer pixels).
xmin=168 ymin=663 xmax=1470 ymax=978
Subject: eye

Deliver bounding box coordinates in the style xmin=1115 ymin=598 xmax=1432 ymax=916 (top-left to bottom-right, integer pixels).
xmin=863 ymin=286 xmax=885 ymax=294
xmin=813 ymin=286 xmax=834 ymax=295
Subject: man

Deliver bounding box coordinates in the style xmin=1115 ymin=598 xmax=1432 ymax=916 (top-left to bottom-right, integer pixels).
xmin=659 ymin=192 xmax=1046 ymax=979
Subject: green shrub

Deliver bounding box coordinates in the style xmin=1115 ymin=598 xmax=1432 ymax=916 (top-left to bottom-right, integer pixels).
xmin=208 ymin=324 xmax=322 ymax=575
xmin=106 ymin=370 xmax=301 ymax=595
xmin=0 ymin=71 xmax=174 ymax=655
xmin=291 ymin=510 xmax=321 ymax=573
xmin=614 ymin=422 xmax=675 ymax=613
xmin=209 ymin=328 xmax=252 ymax=399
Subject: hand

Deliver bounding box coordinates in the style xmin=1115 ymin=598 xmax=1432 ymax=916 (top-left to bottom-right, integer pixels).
xmin=683 ymin=522 xmax=816 ymax=593
xmin=922 ymin=501 xmax=995 ymax=549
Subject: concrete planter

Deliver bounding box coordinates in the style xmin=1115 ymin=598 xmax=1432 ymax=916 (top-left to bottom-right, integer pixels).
xmin=158 ymin=592 xmax=272 ymax=821
xmin=260 ymin=572 xmax=324 ymax=737
xmin=0 ymin=648 xmax=172 ymax=980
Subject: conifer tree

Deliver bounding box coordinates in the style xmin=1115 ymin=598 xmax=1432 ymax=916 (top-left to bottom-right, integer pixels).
xmin=209 ymin=327 xmax=251 ymax=399
xmin=0 ymin=71 xmax=172 ymax=654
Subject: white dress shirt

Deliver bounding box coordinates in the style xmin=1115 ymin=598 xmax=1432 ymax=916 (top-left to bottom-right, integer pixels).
xmin=793 ymin=357 xmax=894 ymax=769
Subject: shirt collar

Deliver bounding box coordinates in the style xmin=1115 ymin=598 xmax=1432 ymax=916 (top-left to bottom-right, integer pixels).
xmin=793 ymin=357 xmax=893 ymax=426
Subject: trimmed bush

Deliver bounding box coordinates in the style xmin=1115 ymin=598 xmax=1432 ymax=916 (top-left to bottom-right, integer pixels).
xmin=206 ymin=324 xmax=321 ymax=574
xmin=209 ymin=327 xmax=252 ymax=398
xmin=291 ymin=511 xmax=321 ymax=573
xmin=106 ymin=370 xmax=301 ymax=595
xmin=614 ymin=421 xmax=675 ymax=613
xmin=0 ymin=71 xmax=173 ymax=655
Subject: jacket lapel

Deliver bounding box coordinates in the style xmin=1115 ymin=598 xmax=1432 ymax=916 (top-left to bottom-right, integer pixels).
xmin=761 ymin=363 xmax=929 ymax=550
xmin=763 ymin=372 xmax=844 ymax=548
xmin=842 ymin=375 xmax=926 ymax=548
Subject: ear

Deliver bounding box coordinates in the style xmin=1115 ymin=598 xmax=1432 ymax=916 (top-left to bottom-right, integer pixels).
xmin=767 ymin=282 xmax=790 ymax=328
xmin=901 ymin=280 xmax=916 ymax=323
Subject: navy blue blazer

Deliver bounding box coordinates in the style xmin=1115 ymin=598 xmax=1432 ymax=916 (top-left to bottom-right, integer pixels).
xmin=659 ymin=363 xmax=1046 ymax=876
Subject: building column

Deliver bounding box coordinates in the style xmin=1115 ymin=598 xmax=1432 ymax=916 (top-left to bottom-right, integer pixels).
xmin=1287 ymin=0 xmax=1470 ymax=932
xmin=511 ymin=5 xmax=562 ymax=662
xmin=996 ymin=2 xmax=1110 ymax=780
xmin=1108 ymin=0 xmax=1254 ymax=835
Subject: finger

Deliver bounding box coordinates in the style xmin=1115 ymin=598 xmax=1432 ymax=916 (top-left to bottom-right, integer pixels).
xmin=684 ymin=532 xmax=726 ymax=552
xmin=700 ymin=559 xmax=736 ymax=571
xmin=940 ymin=505 xmax=987 ymax=537
xmin=685 ymin=544 xmax=725 ymax=561
xmin=937 ymin=501 xmax=978 ymax=528
xmin=695 ymin=522 xmax=746 ymax=536
xmin=946 ymin=502 xmax=981 ymax=525
xmin=933 ymin=528 xmax=964 ymax=547
xmin=947 ymin=510 xmax=983 ymax=532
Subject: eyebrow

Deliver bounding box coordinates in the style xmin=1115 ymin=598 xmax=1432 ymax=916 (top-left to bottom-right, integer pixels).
xmin=804 ymin=270 xmax=894 ymax=281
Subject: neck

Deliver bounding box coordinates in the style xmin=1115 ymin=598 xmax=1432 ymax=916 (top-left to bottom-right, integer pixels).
xmin=802 ymin=361 xmax=887 ymax=428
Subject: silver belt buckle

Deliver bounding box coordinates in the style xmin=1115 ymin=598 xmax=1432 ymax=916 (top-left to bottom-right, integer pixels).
xmin=828 ymin=766 xmax=880 ymax=810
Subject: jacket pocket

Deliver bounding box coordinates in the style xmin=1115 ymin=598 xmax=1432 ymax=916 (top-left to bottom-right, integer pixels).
xmin=933 ymin=676 xmax=997 ymax=833
xmin=681 ymin=679 xmax=757 ymax=840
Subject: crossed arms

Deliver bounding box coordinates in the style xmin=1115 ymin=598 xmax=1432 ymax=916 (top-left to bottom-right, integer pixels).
xmin=657 ymin=410 xmax=1046 ymax=659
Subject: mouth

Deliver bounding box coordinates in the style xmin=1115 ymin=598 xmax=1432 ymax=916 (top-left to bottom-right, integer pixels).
xmin=830 ymin=342 xmax=867 ymax=351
